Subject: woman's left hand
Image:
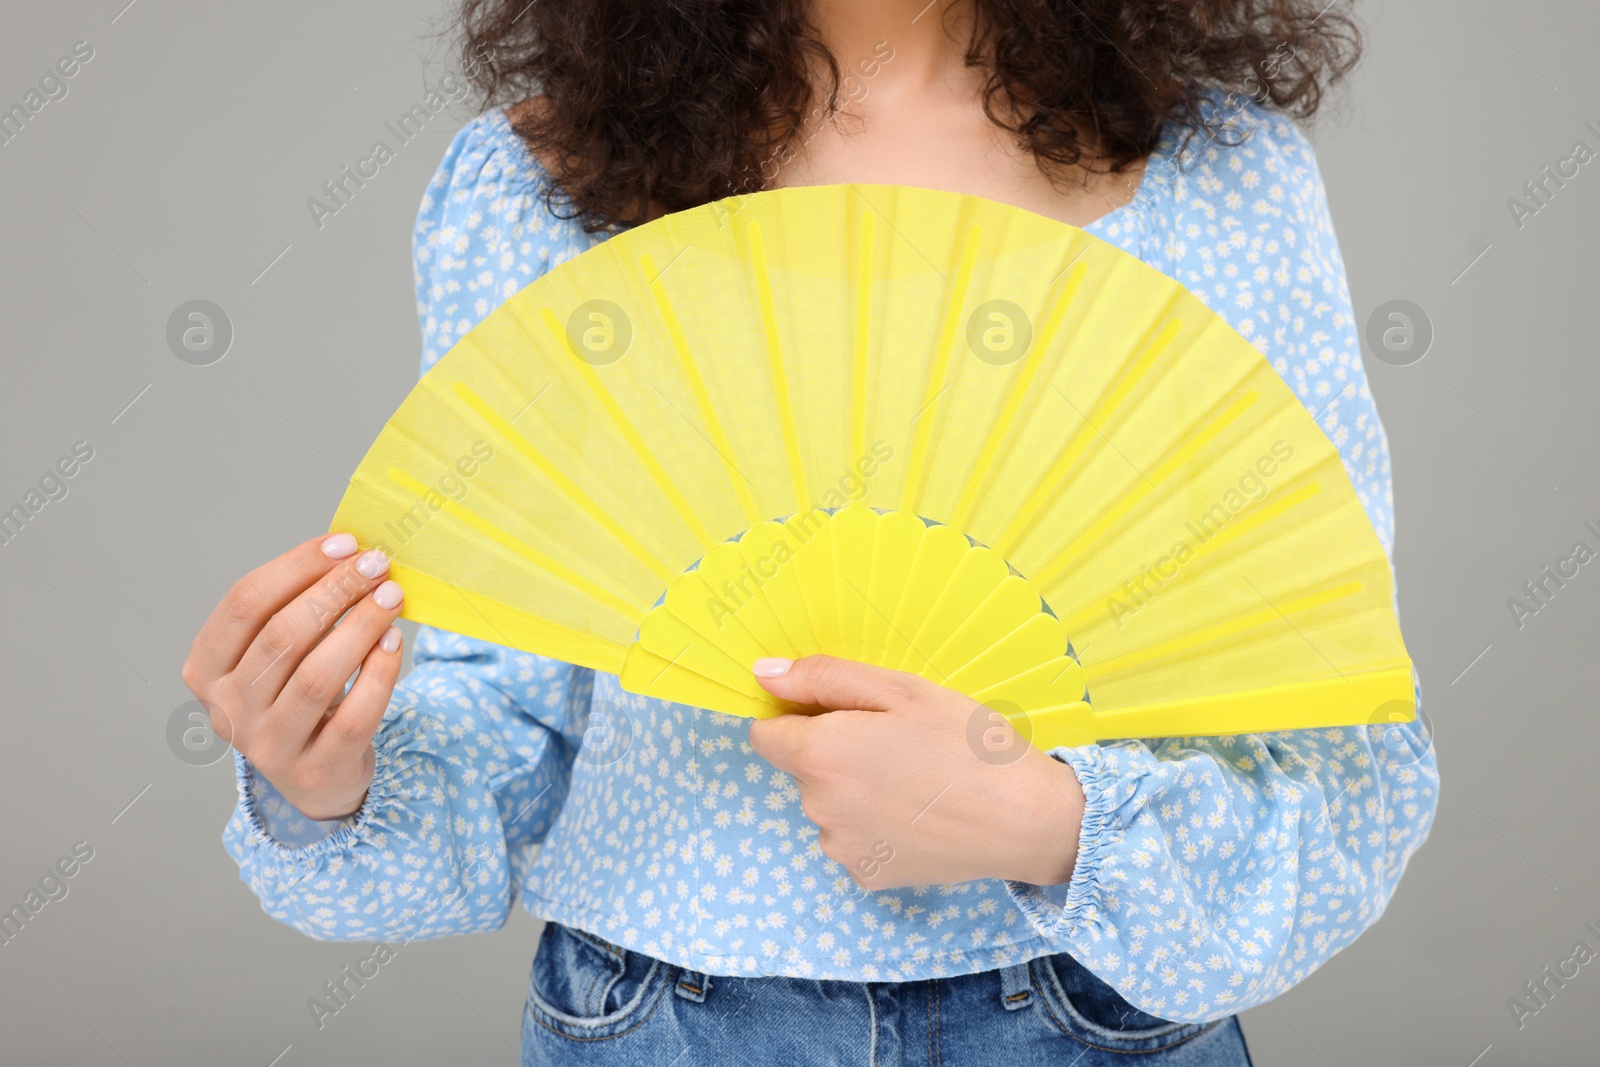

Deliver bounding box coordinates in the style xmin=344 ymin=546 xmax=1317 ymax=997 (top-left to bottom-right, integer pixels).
xmin=748 ymin=655 xmax=1086 ymax=892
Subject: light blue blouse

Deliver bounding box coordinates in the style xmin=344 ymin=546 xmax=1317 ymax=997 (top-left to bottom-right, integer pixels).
xmin=225 ymin=96 xmax=1437 ymax=1023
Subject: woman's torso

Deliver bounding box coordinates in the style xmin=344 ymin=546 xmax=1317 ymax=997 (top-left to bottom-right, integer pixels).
xmin=409 ymin=99 xmax=1378 ymax=984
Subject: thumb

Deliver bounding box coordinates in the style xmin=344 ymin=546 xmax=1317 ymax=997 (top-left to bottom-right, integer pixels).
xmin=747 ymin=712 xmax=816 ymax=777
xmin=752 ymin=655 xmax=924 ymax=712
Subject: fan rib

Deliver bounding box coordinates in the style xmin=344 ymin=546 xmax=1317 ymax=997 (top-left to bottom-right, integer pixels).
xmin=747 ymin=223 xmax=810 ymax=513
xmin=830 ymin=506 xmax=877 ymax=660
xmin=623 ymin=644 xmax=792 ymax=719
xmin=394 ymin=565 xmax=628 ymax=673
xmin=925 ymin=592 xmax=1041 ymax=686
xmin=898 ymin=224 xmax=982 ymax=513
xmin=535 ymin=306 xmax=717 ymax=550
xmin=1053 ymin=481 xmax=1324 ymax=637
xmin=948 ymin=258 xmax=1090 ymax=530
xmin=851 ymin=211 xmax=875 ymax=465
xmin=896 ymin=542 xmax=1006 ymax=679
xmin=1082 ymin=577 xmax=1368 ymax=685
xmin=738 ymin=523 xmax=820 ymax=656
xmin=882 ymin=523 xmax=966 ymax=670
xmin=1061 ymin=664 xmax=1417 ymax=745
xmin=662 ymin=570 xmax=777 ymax=669
xmin=995 ymin=315 xmax=1183 ymax=556
xmin=699 ymin=541 xmax=801 ymax=660
xmin=640 ymin=253 xmax=764 ymax=526
xmin=383 ymin=467 xmax=645 ymax=621
xmin=1032 ymin=390 xmax=1261 ymax=590
xmin=645 ymin=599 xmax=776 ymax=698
xmin=965 ymin=644 xmax=1086 ymax=709
xmin=451 ymin=382 xmax=676 ymax=584
xmin=860 ymin=511 xmax=922 ymax=664
xmin=917 ymin=575 xmax=1042 ymax=681
xmin=789 ymin=514 xmax=842 ymax=653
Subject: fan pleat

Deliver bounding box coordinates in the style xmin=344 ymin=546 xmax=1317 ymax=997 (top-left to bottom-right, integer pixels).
xmin=898 ymin=222 xmax=983 ymax=514
xmin=861 ymin=511 xmax=924 ymax=665
xmin=948 ymin=257 xmax=1091 ymax=530
xmin=384 ymin=468 xmax=643 ymax=621
xmin=744 ymin=222 xmax=811 ymax=515
xmin=451 ymin=381 xmax=676 ymax=583
xmin=881 ymin=522 xmax=968 ymax=671
xmin=850 ymin=211 xmax=875 ymax=466
xmin=996 ymin=314 xmax=1183 ymax=558
xmin=641 ymin=252 xmax=764 ymax=527
xmin=529 ymin=305 xmax=717 ymax=550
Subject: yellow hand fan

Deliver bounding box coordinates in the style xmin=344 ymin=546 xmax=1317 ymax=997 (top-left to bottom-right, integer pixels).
xmin=332 ymin=183 xmax=1414 ymax=748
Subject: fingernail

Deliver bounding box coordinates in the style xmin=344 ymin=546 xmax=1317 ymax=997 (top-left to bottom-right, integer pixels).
xmin=321 ymin=532 xmax=358 ymax=559
xmin=379 ymin=626 xmax=402 ymax=653
xmin=372 ymin=580 xmax=403 ymax=610
xmin=355 ymin=548 xmax=389 ymax=579
xmin=753 ymin=657 xmax=793 ymax=678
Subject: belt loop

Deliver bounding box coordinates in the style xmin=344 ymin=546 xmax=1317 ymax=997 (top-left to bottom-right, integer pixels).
xmin=998 ymin=962 xmax=1033 ymax=1010
xmin=675 ymin=968 xmax=712 ymax=1003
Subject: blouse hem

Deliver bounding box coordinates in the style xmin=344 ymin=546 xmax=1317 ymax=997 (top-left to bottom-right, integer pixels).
xmin=516 ymin=887 xmax=1067 ymax=983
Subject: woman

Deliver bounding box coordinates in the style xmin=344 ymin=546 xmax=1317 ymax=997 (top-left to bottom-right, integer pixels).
xmin=182 ymin=2 xmax=1436 ymax=1063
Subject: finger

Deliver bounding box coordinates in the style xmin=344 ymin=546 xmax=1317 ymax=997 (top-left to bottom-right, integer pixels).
xmin=753 ymin=655 xmax=925 ymax=712
xmin=186 ymin=532 xmax=361 ymax=684
xmin=747 ymin=713 xmax=817 ymax=778
xmin=310 ymin=624 xmax=403 ymax=758
xmin=232 ymin=546 xmax=392 ymax=699
xmin=277 ymin=580 xmax=404 ymax=742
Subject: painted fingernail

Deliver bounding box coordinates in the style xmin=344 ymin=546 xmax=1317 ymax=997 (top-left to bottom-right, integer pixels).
xmin=355 ymin=548 xmax=389 ymax=579
xmin=321 ymin=532 xmax=358 ymax=559
xmin=379 ymin=626 xmax=402 ymax=653
xmin=372 ymin=580 xmax=403 ymax=610
xmin=753 ymin=657 xmax=793 ymax=678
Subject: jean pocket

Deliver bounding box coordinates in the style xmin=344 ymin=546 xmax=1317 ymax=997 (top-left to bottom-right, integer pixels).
xmin=523 ymin=923 xmax=671 ymax=1042
xmin=1031 ymin=953 xmax=1222 ymax=1053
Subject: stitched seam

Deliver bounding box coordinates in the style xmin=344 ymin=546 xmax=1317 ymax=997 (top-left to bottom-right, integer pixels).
xmin=572 ymin=932 xmax=623 ymax=1016
xmin=1034 ymin=990 xmax=1225 ymax=1055
xmin=580 ymin=966 xmax=606 ymax=1017
xmin=865 ymin=984 xmax=878 ymax=1067
xmin=525 ymin=966 xmax=672 ymax=1044
xmin=569 ymin=926 xmax=623 ymax=955
xmin=580 ymin=949 xmax=615 ymax=1016
xmin=926 ymin=981 xmax=933 ymax=1067
xmin=1031 ymin=955 xmax=1227 ymax=1053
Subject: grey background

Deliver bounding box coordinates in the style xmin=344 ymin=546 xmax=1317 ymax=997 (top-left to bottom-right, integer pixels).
xmin=0 ymin=1 xmax=1595 ymax=1064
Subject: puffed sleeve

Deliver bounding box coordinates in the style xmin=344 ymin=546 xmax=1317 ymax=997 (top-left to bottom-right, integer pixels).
xmin=223 ymin=113 xmax=597 ymax=941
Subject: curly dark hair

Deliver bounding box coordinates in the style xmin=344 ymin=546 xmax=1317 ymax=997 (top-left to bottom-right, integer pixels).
xmin=456 ymin=0 xmax=1361 ymax=233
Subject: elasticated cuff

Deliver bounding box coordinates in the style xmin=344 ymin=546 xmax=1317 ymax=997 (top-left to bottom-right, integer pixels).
xmin=226 ymin=712 xmax=421 ymax=872
xmin=1005 ymin=743 xmax=1125 ymax=939
xmin=232 ymin=752 xmax=348 ymax=850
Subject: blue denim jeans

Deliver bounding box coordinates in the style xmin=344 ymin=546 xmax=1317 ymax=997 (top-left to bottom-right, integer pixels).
xmin=521 ymin=923 xmax=1253 ymax=1066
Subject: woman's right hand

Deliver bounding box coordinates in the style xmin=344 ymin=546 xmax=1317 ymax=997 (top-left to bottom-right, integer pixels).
xmin=181 ymin=533 xmax=405 ymax=821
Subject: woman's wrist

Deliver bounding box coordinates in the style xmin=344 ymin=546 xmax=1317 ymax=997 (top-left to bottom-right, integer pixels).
xmin=999 ymin=751 xmax=1086 ymax=887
